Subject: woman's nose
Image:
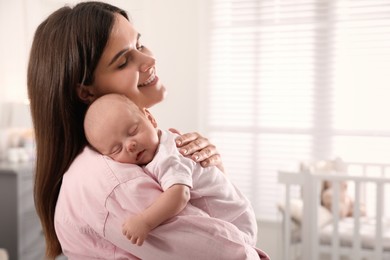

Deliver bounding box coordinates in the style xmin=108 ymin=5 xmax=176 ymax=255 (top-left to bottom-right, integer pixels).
xmin=139 ymin=53 xmax=156 ymax=73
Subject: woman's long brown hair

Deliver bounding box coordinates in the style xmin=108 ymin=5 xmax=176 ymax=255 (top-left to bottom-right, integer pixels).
xmin=27 ymin=2 xmax=128 ymax=258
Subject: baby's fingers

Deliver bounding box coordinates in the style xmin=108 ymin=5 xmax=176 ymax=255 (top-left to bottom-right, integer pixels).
xmin=130 ymin=236 xmax=138 ymax=245
xmin=136 ymin=237 xmax=144 ymax=246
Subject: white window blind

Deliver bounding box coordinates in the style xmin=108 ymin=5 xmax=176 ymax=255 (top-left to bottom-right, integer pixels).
xmin=201 ymin=0 xmax=390 ymax=221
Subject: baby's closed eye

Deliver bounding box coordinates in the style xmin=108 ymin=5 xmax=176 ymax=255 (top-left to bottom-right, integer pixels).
xmin=108 ymin=144 xmax=123 ymax=156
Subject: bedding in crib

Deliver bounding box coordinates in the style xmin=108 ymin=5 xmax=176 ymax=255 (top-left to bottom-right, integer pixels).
xmin=319 ymin=217 xmax=390 ymax=251
xmin=279 ymin=201 xmax=390 ymax=251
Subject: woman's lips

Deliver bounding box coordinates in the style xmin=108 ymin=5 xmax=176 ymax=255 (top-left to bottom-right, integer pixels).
xmin=138 ymin=74 xmax=158 ymax=88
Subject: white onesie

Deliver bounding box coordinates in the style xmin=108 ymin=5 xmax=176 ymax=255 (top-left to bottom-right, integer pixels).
xmin=144 ymin=130 xmax=258 ymax=245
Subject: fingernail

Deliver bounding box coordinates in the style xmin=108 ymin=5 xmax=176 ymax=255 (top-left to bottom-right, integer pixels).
xmin=176 ymin=140 xmax=182 ymax=145
xmin=194 ymin=155 xmax=199 ymax=161
xmin=181 ymin=149 xmax=187 ymax=155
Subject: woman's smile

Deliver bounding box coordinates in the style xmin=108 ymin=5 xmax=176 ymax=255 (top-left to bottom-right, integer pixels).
xmin=139 ymin=73 xmax=158 ymax=88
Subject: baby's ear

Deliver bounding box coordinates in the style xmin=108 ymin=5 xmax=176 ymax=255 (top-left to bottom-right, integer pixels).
xmin=144 ymin=108 xmax=158 ymax=128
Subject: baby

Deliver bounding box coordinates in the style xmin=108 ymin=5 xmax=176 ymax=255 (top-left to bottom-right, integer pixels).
xmin=84 ymin=93 xmax=258 ymax=246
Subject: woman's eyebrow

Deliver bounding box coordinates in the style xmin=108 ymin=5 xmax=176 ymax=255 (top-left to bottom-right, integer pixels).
xmin=109 ymin=48 xmax=129 ymax=65
xmin=108 ymin=34 xmax=141 ymax=66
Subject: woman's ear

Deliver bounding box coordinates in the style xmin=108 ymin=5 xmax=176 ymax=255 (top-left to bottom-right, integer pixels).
xmin=76 ymin=84 xmax=96 ymax=104
xmin=144 ymin=109 xmax=158 ymax=128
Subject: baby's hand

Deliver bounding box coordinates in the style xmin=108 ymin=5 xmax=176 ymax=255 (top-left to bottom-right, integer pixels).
xmin=122 ymin=214 xmax=152 ymax=246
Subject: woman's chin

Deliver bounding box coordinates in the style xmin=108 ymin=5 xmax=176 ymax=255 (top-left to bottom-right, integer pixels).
xmin=160 ymin=86 xmax=168 ymax=100
xmin=149 ymin=86 xmax=167 ymax=107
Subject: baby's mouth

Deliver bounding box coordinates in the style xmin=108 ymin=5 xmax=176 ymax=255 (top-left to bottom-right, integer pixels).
xmin=136 ymin=150 xmax=145 ymax=161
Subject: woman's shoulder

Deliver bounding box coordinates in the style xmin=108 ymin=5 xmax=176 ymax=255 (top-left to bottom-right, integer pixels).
xmin=66 ymin=146 xmax=149 ymax=187
xmin=57 ymin=146 xmax=161 ymax=230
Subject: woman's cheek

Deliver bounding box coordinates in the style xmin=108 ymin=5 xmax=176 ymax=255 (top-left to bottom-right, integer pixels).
xmin=119 ymin=73 xmax=139 ymax=96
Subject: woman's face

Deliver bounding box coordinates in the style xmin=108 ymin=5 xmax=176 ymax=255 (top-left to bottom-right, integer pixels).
xmin=85 ymin=14 xmax=166 ymax=108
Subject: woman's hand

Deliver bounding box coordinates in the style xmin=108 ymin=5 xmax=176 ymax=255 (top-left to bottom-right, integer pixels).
xmin=169 ymin=128 xmax=225 ymax=173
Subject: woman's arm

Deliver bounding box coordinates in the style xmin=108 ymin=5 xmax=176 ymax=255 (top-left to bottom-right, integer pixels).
xmin=107 ymin=193 xmax=261 ymax=260
xmin=121 ymin=184 xmax=190 ymax=246
xmin=169 ymin=129 xmax=225 ymax=172
xmin=103 ymin=165 xmax=262 ymax=259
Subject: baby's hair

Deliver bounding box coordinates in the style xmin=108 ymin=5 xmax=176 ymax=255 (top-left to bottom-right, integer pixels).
xmin=85 ymin=94 xmax=138 ymax=124
xmin=84 ymin=94 xmax=144 ymax=149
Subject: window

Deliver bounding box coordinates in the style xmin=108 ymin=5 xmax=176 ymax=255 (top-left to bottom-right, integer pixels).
xmin=201 ymin=0 xmax=390 ymax=221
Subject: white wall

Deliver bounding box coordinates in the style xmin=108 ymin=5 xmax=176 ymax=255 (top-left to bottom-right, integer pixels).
xmin=142 ymin=0 xmax=200 ymax=133
xmin=0 ymin=0 xmax=200 ymax=132
xmin=0 ymin=0 xmax=29 ymax=102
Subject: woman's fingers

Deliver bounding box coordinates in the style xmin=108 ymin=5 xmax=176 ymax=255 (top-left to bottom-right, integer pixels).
xmin=175 ymin=132 xmax=209 ymax=156
xmin=199 ymin=154 xmax=224 ymax=172
xmin=175 ymin=132 xmax=225 ymax=172
xmin=174 ymin=131 xmax=200 ymax=147
xmin=192 ymin=145 xmax=216 ymax=163
xmin=168 ymin=128 xmax=181 ymax=135
xmin=195 ymin=149 xmax=224 ymax=172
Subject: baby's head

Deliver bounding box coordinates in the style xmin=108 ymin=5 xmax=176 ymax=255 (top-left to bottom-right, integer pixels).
xmin=84 ymin=93 xmax=159 ymax=165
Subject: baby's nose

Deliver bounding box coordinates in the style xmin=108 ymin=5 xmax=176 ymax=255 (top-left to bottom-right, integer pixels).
xmin=126 ymin=140 xmax=137 ymax=152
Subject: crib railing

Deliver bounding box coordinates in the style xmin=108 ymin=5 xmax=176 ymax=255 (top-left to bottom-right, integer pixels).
xmin=278 ymin=162 xmax=390 ymax=260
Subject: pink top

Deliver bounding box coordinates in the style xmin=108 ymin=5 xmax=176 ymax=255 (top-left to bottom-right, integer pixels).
xmin=55 ymin=146 xmax=269 ymax=259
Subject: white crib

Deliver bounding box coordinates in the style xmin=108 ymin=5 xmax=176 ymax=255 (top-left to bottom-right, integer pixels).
xmin=278 ymin=162 xmax=390 ymax=260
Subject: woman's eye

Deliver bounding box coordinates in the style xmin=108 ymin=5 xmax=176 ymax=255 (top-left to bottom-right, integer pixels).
xmin=118 ymin=59 xmax=128 ymax=69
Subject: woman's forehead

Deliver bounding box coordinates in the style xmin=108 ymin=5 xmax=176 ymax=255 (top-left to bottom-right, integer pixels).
xmin=100 ymin=14 xmax=139 ymax=66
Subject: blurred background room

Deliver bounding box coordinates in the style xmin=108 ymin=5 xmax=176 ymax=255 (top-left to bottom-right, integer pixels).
xmin=1 ymin=0 xmax=390 ymax=259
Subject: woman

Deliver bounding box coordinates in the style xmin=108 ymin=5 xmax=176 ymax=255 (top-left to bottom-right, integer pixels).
xmin=27 ymin=2 xmax=269 ymax=259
